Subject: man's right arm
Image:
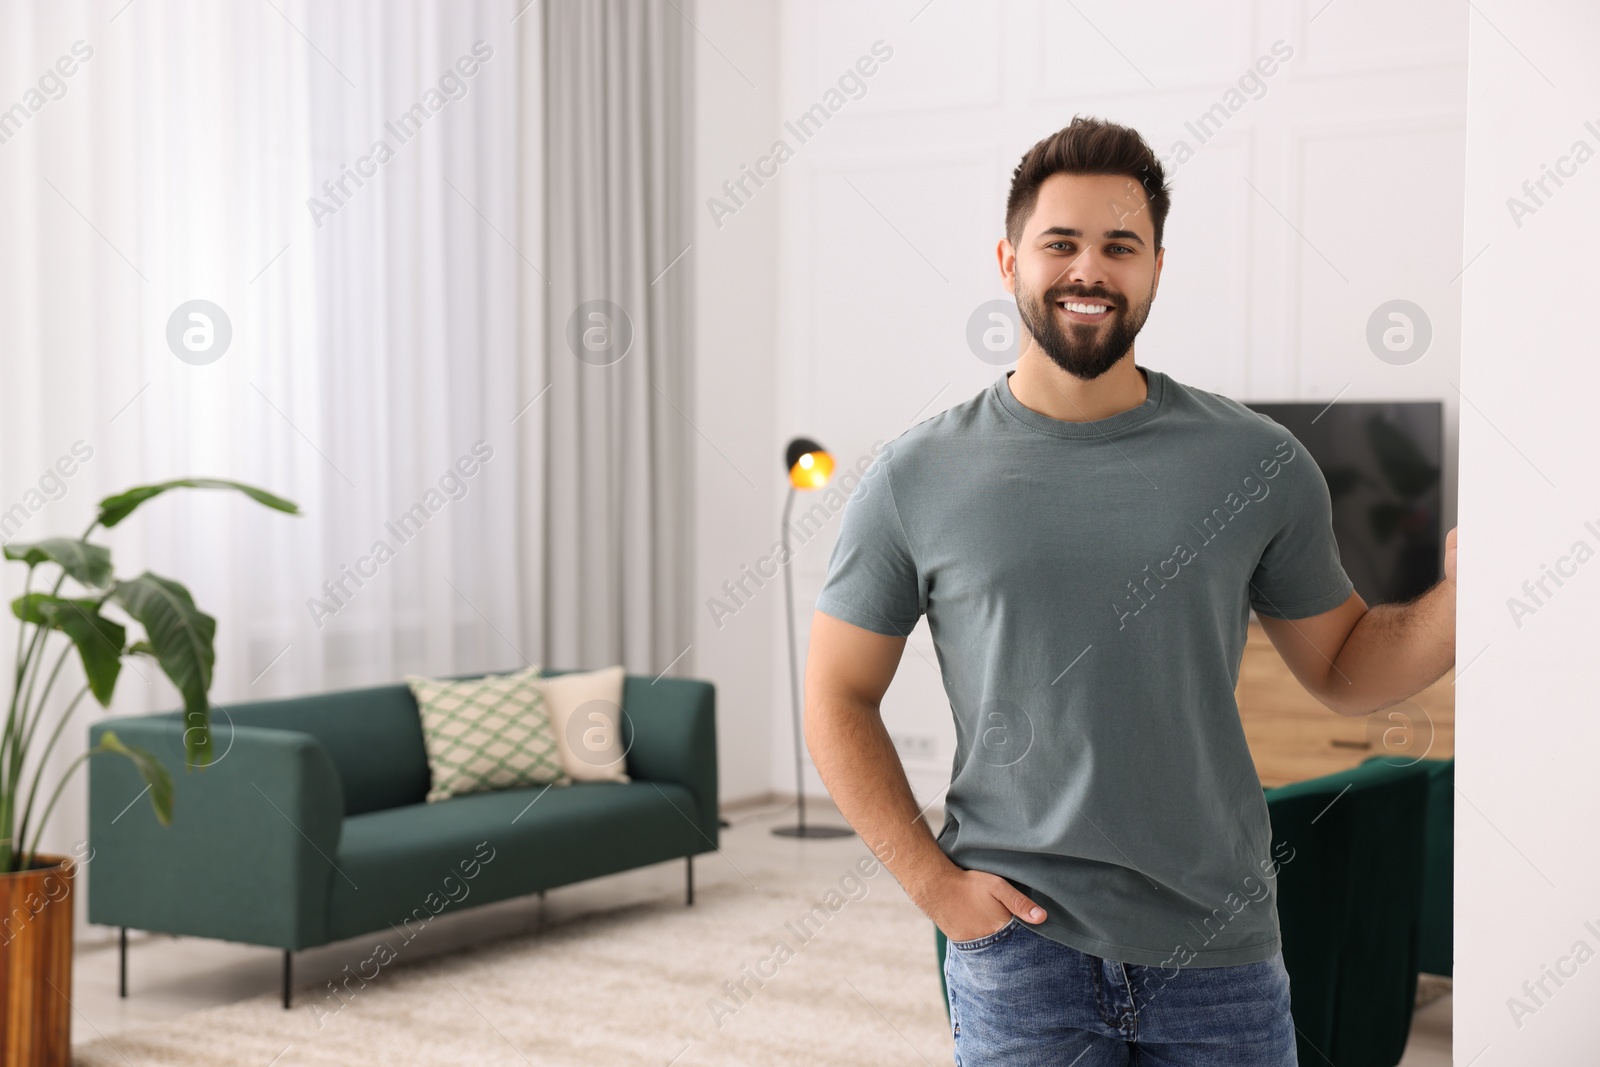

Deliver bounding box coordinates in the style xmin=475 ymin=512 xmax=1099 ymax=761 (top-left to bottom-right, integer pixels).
xmin=802 ymin=609 xmax=1049 ymax=943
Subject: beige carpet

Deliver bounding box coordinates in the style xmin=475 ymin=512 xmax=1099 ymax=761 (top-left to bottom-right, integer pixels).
xmin=74 ymin=871 xmax=956 ymax=1066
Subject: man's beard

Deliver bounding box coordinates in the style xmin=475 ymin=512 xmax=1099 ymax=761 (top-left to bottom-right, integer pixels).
xmin=1015 ymin=276 xmax=1153 ymax=381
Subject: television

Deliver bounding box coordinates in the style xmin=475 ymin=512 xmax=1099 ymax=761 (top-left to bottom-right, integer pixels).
xmin=1243 ymin=400 xmax=1443 ymax=606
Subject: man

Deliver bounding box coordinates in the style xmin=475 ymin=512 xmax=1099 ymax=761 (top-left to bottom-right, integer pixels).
xmin=804 ymin=116 xmax=1457 ymax=1065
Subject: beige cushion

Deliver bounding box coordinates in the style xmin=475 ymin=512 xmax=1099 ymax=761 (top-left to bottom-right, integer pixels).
xmin=536 ymin=665 xmax=631 ymax=783
xmin=407 ymin=665 xmax=570 ymax=802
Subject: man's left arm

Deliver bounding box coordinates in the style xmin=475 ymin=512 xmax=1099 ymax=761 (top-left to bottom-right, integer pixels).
xmin=1257 ymin=527 xmax=1457 ymax=717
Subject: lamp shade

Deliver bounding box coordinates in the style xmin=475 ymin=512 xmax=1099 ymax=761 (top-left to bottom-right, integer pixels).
xmin=784 ymin=437 xmax=834 ymax=490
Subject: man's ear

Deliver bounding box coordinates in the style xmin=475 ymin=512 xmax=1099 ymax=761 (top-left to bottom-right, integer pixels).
xmin=1150 ymin=245 xmax=1164 ymax=300
xmin=997 ymin=237 xmax=1017 ymax=295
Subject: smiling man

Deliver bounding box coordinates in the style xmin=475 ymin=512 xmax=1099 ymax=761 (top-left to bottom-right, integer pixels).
xmin=803 ymin=117 xmax=1458 ymax=1065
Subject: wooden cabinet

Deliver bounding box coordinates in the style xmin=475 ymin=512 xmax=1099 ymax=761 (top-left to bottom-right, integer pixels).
xmin=1236 ymin=617 xmax=1455 ymax=788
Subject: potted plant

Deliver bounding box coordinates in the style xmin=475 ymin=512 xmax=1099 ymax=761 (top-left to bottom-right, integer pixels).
xmin=1 ymin=478 xmax=297 ymax=1063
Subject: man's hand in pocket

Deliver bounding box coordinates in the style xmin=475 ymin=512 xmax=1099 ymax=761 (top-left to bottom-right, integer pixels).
xmin=922 ymin=866 xmax=1047 ymax=943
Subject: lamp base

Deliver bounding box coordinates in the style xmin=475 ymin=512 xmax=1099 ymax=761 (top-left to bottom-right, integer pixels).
xmin=771 ymin=824 xmax=857 ymax=839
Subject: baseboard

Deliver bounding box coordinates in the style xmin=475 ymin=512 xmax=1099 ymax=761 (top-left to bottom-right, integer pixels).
xmin=719 ymin=790 xmax=785 ymax=815
xmin=719 ymin=790 xmax=944 ymax=827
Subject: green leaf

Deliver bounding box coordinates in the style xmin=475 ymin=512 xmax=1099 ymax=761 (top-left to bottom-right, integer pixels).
xmin=3 ymin=539 xmax=113 ymax=588
xmin=12 ymin=592 xmax=56 ymax=626
xmin=10 ymin=594 xmax=125 ymax=706
xmin=96 ymin=479 xmax=300 ymax=529
xmin=95 ymin=731 xmax=174 ymax=826
xmin=110 ymin=573 xmax=217 ymax=768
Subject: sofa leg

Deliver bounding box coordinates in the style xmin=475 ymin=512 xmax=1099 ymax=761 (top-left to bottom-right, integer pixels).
xmin=685 ymin=854 xmax=694 ymax=906
xmin=282 ymin=950 xmax=292 ymax=1010
xmin=118 ymin=927 xmax=128 ymax=998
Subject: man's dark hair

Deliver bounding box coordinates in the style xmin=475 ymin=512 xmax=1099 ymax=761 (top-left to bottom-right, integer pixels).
xmin=1005 ymin=116 xmax=1172 ymax=252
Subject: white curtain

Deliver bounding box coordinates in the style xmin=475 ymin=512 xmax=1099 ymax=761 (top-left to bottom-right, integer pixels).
xmin=0 ymin=1 xmax=697 ymax=932
xmin=0 ymin=0 xmax=535 ymax=934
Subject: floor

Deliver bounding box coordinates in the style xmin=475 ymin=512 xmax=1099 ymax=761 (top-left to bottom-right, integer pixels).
xmin=70 ymin=795 xmax=1451 ymax=1062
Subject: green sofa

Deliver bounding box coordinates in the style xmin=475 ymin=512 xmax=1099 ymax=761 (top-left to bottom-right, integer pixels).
xmin=88 ymin=670 xmax=718 ymax=1008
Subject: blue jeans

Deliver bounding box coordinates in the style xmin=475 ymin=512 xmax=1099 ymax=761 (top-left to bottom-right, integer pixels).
xmin=944 ymin=917 xmax=1298 ymax=1066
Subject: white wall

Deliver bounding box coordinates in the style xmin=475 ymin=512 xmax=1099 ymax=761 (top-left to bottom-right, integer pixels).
xmin=691 ymin=0 xmax=783 ymax=806
xmin=1456 ymin=2 xmax=1600 ymax=1057
xmin=761 ymin=0 xmax=1468 ymax=809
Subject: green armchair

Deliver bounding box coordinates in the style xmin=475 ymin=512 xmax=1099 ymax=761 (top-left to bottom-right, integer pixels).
xmin=1406 ymin=756 xmax=1453 ymax=977
xmin=1266 ymin=757 xmax=1432 ymax=1065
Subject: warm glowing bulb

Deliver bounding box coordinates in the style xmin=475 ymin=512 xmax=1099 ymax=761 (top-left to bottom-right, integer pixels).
xmin=789 ymin=449 xmax=834 ymax=490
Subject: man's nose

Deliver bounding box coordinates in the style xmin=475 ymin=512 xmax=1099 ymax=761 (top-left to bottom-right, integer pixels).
xmin=1055 ymin=247 xmax=1108 ymax=290
xmin=1043 ymin=251 xmax=1107 ymax=294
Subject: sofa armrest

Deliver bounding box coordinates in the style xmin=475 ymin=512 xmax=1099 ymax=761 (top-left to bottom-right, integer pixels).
xmin=88 ymin=715 xmax=344 ymax=950
xmin=622 ymin=676 xmax=718 ymax=851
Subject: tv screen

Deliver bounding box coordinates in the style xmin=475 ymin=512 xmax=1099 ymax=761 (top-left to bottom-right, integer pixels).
xmin=1243 ymin=400 xmax=1443 ymax=606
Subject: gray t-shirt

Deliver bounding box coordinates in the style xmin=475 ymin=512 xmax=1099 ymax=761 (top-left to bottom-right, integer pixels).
xmin=813 ymin=364 xmax=1354 ymax=967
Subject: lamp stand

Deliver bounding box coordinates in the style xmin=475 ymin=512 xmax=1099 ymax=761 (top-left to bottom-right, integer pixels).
xmin=772 ymin=485 xmax=855 ymax=839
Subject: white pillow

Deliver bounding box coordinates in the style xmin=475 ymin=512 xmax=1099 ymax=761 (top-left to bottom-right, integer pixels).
xmin=536 ymin=665 xmax=631 ymax=783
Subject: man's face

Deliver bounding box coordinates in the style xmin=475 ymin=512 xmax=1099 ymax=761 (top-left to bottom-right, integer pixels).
xmin=1002 ymin=172 xmax=1163 ymax=381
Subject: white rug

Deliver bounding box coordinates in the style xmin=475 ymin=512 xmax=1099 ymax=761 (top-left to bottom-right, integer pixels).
xmin=74 ymin=870 xmax=956 ymax=1066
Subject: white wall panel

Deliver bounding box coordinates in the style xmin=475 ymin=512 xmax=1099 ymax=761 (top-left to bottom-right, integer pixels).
xmin=1033 ymin=0 xmax=1259 ymax=100
xmin=1456 ymin=1 xmax=1600 ymax=1057
xmin=1292 ymin=0 xmax=1467 ymax=77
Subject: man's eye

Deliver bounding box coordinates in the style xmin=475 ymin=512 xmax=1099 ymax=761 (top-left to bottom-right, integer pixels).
xmin=1110 ymin=244 xmax=1134 ymax=254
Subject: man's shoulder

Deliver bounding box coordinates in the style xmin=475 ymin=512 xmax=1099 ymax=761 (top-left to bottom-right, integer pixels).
xmin=870 ymin=381 xmax=997 ymax=467
xmin=1159 ymin=371 xmax=1295 ymax=448
xmin=1155 ymin=372 xmax=1321 ymax=497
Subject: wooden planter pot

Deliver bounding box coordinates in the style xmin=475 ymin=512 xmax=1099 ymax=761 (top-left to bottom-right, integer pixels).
xmin=0 ymin=855 xmax=75 ymax=1066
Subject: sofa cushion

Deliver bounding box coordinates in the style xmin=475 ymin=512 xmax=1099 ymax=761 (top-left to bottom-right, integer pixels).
xmin=324 ymin=779 xmax=705 ymax=942
xmin=407 ymin=666 xmax=569 ymax=801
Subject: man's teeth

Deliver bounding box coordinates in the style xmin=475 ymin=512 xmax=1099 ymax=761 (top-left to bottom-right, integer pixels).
xmin=1060 ymin=301 xmax=1110 ymax=314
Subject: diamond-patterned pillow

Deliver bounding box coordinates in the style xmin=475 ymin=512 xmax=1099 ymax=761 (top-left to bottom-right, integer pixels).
xmin=406 ymin=666 xmax=570 ymax=802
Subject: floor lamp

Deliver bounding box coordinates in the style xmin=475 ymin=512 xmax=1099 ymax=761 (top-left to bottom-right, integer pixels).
xmin=772 ymin=437 xmax=855 ymax=839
